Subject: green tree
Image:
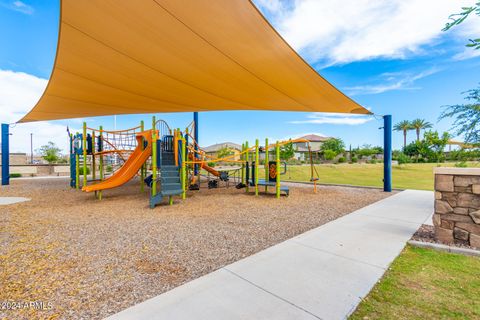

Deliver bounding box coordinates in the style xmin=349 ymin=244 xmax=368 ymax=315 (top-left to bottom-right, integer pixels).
xmin=411 ymin=119 xmax=433 ymax=141
xmin=424 ymin=131 xmax=450 ymax=162
xmin=403 ymin=131 xmax=449 ymax=162
xmin=443 ymin=2 xmax=480 ymax=50
xmin=37 ymin=141 xmax=62 ymax=164
xmin=217 ymin=146 xmax=234 ymax=159
xmin=320 ymin=138 xmax=345 ymax=155
xmin=280 ymin=141 xmax=295 ymax=160
xmin=393 ymin=120 xmax=413 ymax=149
xmin=439 ymin=86 xmax=480 ymax=144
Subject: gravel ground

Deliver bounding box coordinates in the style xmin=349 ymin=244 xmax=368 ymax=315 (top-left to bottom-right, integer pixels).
xmin=1 ymin=178 xmax=392 ymax=319
xmin=412 ymin=224 xmax=480 ymax=250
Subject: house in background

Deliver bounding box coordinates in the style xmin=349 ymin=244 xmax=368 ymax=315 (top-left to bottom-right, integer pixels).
xmin=202 ymin=135 xmax=334 ymax=162
xmin=292 ymin=134 xmax=333 ymax=161
xmin=203 ymin=142 xmax=242 ymax=161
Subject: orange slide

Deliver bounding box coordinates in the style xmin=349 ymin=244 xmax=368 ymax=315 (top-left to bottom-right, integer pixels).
xmin=188 ymin=153 xmax=221 ymax=177
xmin=82 ymin=130 xmax=153 ymax=193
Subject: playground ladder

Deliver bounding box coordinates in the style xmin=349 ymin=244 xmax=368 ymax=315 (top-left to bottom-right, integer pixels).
xmin=149 ymin=136 xmax=183 ymax=208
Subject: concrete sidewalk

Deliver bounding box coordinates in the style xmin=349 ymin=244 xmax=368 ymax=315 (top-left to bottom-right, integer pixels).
xmin=107 ymin=190 xmax=433 ymax=320
xmin=0 ymin=197 xmax=30 ymax=205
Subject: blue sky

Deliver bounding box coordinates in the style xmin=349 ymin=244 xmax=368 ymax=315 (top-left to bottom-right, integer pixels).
xmin=1 ymin=0 xmax=480 ymax=153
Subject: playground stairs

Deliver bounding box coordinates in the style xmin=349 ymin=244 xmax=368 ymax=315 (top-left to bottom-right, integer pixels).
xmin=149 ymin=148 xmax=183 ymax=208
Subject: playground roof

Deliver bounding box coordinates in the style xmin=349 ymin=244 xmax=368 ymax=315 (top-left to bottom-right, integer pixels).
xmin=20 ymin=0 xmax=370 ymax=122
xmin=447 ymin=140 xmax=475 ymax=149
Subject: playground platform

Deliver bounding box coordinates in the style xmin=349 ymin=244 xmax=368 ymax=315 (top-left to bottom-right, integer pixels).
xmin=106 ymin=190 xmax=433 ymax=320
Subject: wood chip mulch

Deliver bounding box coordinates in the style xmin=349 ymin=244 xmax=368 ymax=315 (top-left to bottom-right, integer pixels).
xmin=1 ymin=178 xmax=392 ymax=319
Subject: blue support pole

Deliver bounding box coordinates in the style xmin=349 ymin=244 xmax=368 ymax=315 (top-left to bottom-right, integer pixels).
xmin=1 ymin=123 xmax=10 ymax=185
xmin=383 ymin=115 xmax=392 ymax=192
xmin=193 ymin=112 xmax=199 ymax=176
xmin=69 ymin=134 xmax=76 ymax=188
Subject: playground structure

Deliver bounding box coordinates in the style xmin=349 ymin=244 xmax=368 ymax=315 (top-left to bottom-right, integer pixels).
xmin=68 ymin=116 xmax=320 ymax=208
xmin=1 ymin=1 xmax=393 ymax=191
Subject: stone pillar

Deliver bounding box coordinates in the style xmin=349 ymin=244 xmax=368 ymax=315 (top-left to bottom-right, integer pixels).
xmin=434 ymin=168 xmax=480 ymax=248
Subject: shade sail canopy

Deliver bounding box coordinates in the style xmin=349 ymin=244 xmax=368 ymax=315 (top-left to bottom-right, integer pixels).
xmin=20 ymin=0 xmax=370 ymax=122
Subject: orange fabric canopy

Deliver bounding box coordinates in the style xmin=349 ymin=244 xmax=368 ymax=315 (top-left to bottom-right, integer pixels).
xmin=20 ymin=0 xmax=369 ymax=122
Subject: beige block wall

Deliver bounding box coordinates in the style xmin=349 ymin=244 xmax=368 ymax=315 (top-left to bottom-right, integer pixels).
xmin=0 ymin=153 xmax=28 ymax=165
xmin=0 ymin=165 xmax=70 ymax=177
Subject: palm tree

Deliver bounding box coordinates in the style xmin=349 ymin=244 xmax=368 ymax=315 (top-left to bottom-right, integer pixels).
xmin=411 ymin=118 xmax=433 ymax=141
xmin=394 ymin=120 xmax=413 ymax=149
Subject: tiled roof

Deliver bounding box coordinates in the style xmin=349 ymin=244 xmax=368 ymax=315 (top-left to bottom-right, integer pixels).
xmin=203 ymin=142 xmax=242 ymax=153
xmin=297 ymin=134 xmax=332 ymax=142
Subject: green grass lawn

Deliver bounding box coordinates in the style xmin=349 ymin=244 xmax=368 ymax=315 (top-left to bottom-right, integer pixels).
xmin=350 ymin=245 xmax=480 ymax=320
xmin=280 ymin=162 xmax=480 ymax=190
xmin=209 ymin=162 xmax=480 ymax=190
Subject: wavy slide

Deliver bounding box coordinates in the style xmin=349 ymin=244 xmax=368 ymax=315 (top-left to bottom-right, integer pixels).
xmin=188 ymin=153 xmax=228 ymax=181
xmin=188 ymin=153 xmax=220 ymax=176
xmin=82 ymin=130 xmax=152 ymax=193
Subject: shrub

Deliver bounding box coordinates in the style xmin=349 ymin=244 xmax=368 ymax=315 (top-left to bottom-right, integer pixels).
xmin=323 ymin=149 xmax=336 ymax=161
xmin=78 ymin=167 xmax=91 ymax=175
xmin=455 ymin=161 xmax=468 ymax=168
xmin=447 ymin=149 xmax=480 ymax=161
xmin=368 ymin=159 xmax=378 ymax=164
xmin=10 ymin=173 xmax=22 ymax=178
xmin=207 ymin=161 xmax=216 ymax=167
xmin=355 ymin=145 xmax=383 ymax=158
xmin=351 ymin=156 xmax=358 ymax=163
xmin=397 ymin=152 xmax=411 ymax=165
xmin=392 ymin=150 xmax=402 ymax=160
xmin=106 ymin=165 xmax=113 ymax=173
xmin=337 ymin=157 xmax=346 ymax=163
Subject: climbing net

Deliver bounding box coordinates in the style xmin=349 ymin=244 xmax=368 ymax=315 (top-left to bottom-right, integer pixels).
xmin=87 ymin=125 xmax=142 ymax=170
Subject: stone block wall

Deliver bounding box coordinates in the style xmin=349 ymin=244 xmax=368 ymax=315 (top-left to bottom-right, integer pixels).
xmin=434 ymin=168 xmax=480 ymax=248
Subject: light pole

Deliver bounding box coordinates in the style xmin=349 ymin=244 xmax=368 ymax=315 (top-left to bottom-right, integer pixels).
xmin=30 ymin=133 xmax=33 ymax=164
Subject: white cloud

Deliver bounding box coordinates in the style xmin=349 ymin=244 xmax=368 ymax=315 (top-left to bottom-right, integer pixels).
xmin=254 ymin=0 xmax=284 ymax=14
xmin=343 ymin=68 xmax=439 ymax=95
xmin=0 ymin=69 xmax=78 ymax=154
xmin=289 ymin=112 xmax=373 ymax=125
xmin=254 ymin=0 xmax=480 ymax=65
xmin=1 ymin=1 xmax=34 ymax=14
xmin=452 ymin=48 xmax=480 ymax=61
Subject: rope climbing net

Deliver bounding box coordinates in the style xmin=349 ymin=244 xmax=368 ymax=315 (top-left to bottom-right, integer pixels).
xmin=87 ymin=125 xmax=142 ymax=164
